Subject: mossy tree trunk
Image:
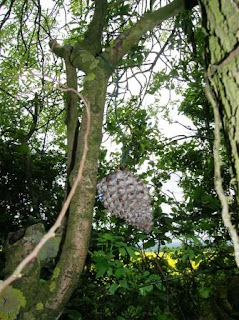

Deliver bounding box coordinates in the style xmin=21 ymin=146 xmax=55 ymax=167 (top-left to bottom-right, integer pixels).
xmin=201 ymin=0 xmax=239 ymax=265
xmin=201 ymin=0 xmax=239 ymax=194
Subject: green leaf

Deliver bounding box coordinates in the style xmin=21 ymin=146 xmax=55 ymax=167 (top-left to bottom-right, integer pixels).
xmin=65 ymin=309 xmax=83 ymax=320
xmin=36 ymin=302 xmax=44 ymax=311
xmin=96 ymin=266 xmax=108 ymax=279
xmin=144 ymin=285 xmax=153 ymax=292
xmin=119 ymin=279 xmax=128 ymax=288
xmin=119 ymin=248 xmax=126 ymax=256
xmin=109 ymin=283 xmax=118 ymax=295
xmin=155 ymin=282 xmax=166 ymax=291
xmin=95 ymin=261 xmax=109 ymax=278
xmin=139 ymin=285 xmax=153 ymax=296
xmin=146 ymin=274 xmax=160 ymax=282
xmin=115 ymin=268 xmax=126 ymax=278
xmin=143 ymin=239 xmax=156 ymax=250
xmin=101 ymin=233 xmax=114 ymax=241
xmin=143 ymin=271 xmax=150 ymax=277
xmin=126 ymin=247 xmax=136 ymax=258
xmin=199 ymin=287 xmax=210 ymax=298
xmin=107 ymin=267 xmax=113 ymax=276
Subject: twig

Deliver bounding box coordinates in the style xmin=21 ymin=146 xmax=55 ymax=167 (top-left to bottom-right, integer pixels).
xmin=209 ymin=45 xmax=239 ymax=76
xmin=206 ymin=82 xmax=239 ymax=268
xmin=0 ymin=86 xmax=91 ymax=294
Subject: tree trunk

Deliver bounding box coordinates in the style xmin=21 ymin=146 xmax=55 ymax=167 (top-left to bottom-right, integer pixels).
xmin=39 ymin=66 xmax=110 ymax=319
xmin=19 ymin=65 xmax=110 ymax=319
xmin=201 ymin=0 xmax=239 ymax=264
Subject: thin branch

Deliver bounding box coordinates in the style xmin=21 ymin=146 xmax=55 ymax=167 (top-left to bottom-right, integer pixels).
xmin=106 ymin=0 xmax=188 ymax=67
xmin=209 ymin=44 xmax=239 ymax=76
xmin=0 ymin=86 xmax=91 ymax=294
xmin=172 ymin=120 xmax=197 ymax=132
xmin=0 ymin=0 xmax=15 ymax=31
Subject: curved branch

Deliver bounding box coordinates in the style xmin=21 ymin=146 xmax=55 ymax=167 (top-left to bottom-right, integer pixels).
xmin=105 ymin=0 xmax=192 ymax=67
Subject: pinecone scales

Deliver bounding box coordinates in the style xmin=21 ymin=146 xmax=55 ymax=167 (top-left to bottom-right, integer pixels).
xmin=97 ymin=170 xmax=153 ymax=232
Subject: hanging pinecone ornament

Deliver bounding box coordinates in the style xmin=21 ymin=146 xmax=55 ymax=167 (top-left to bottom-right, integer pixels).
xmin=97 ymin=170 xmax=153 ymax=232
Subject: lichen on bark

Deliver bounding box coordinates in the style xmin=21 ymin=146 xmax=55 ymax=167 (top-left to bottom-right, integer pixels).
xmin=201 ymin=0 xmax=239 ymax=265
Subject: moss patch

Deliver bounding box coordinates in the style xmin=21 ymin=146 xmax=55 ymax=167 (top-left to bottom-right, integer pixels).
xmin=0 ymin=283 xmax=26 ymax=320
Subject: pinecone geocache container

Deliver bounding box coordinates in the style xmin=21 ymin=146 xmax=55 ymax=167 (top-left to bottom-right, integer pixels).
xmin=97 ymin=169 xmax=153 ymax=232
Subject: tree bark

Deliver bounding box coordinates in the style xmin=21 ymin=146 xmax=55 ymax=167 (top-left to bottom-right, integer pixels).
xmin=38 ymin=67 xmax=110 ymax=319
xmin=201 ymin=0 xmax=239 ymax=265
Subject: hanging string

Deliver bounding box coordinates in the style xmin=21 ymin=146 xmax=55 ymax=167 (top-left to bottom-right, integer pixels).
xmin=113 ymin=69 xmax=130 ymax=168
xmin=98 ymin=55 xmax=130 ymax=168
